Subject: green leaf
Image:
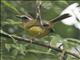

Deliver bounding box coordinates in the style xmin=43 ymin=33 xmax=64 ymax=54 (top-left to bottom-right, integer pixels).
xmin=50 ymin=35 xmax=63 ymax=47
xmin=26 ymin=49 xmax=55 ymax=56
xmin=62 ymin=38 xmax=80 ymax=50
xmin=11 ymin=49 xmax=18 ymax=57
xmin=3 ymin=19 xmax=21 ymax=25
xmin=5 ymin=44 xmax=11 ymax=51
xmin=1 ymin=0 xmax=20 ymax=14
xmin=42 ymin=1 xmax=53 ymax=10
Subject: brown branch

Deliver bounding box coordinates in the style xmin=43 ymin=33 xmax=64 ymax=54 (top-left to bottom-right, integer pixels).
xmin=0 ymin=30 xmax=80 ymax=59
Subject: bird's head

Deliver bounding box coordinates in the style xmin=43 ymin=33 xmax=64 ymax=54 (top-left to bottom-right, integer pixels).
xmin=16 ymin=15 xmax=33 ymax=28
xmin=16 ymin=15 xmax=33 ymax=22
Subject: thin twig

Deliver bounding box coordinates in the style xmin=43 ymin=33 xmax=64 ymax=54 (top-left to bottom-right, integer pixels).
xmin=0 ymin=30 xmax=80 ymax=59
xmin=60 ymin=50 xmax=67 ymax=60
xmin=36 ymin=0 xmax=43 ymax=25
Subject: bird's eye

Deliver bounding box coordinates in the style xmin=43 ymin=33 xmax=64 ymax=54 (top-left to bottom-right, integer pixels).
xmin=43 ymin=23 xmax=49 ymax=27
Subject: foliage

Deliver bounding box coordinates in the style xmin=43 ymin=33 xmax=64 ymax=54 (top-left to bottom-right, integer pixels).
xmin=1 ymin=0 xmax=80 ymax=60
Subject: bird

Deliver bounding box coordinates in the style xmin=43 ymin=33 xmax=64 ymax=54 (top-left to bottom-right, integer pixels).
xmin=16 ymin=14 xmax=70 ymax=39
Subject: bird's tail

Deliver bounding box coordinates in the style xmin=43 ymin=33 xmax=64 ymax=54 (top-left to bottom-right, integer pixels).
xmin=49 ymin=14 xmax=70 ymax=24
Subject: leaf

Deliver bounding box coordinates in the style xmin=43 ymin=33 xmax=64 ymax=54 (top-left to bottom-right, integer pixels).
xmin=42 ymin=1 xmax=53 ymax=10
xmin=5 ymin=44 xmax=11 ymax=51
xmin=26 ymin=49 xmax=55 ymax=56
xmin=11 ymin=49 xmax=18 ymax=57
xmin=3 ymin=19 xmax=21 ymax=25
xmin=62 ymin=38 xmax=80 ymax=50
xmin=50 ymin=35 xmax=63 ymax=47
xmin=11 ymin=44 xmax=26 ymax=55
xmin=1 ymin=0 xmax=20 ymax=14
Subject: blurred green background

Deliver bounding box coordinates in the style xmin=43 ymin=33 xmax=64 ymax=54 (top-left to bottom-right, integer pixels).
xmin=1 ymin=0 xmax=80 ymax=60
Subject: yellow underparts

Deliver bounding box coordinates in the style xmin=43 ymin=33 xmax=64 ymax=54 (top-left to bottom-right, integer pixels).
xmin=28 ymin=26 xmax=44 ymax=36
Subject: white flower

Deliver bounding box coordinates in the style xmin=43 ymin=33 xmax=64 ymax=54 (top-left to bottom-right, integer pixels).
xmin=74 ymin=22 xmax=80 ymax=30
xmin=60 ymin=3 xmax=80 ymax=30
xmin=71 ymin=45 xmax=80 ymax=56
xmin=56 ymin=42 xmax=63 ymax=50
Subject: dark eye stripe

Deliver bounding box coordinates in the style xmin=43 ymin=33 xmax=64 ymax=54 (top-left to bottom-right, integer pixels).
xmin=43 ymin=23 xmax=49 ymax=27
xmin=22 ymin=17 xmax=28 ymax=20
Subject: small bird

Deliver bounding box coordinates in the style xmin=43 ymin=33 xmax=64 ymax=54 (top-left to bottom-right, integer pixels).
xmin=16 ymin=14 xmax=70 ymax=39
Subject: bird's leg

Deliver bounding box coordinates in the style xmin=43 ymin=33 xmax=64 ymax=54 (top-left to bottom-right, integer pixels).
xmin=30 ymin=38 xmax=35 ymax=43
xmin=29 ymin=37 xmax=38 ymax=45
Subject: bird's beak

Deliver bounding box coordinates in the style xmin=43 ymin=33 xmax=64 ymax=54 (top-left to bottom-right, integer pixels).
xmin=16 ymin=15 xmax=33 ymax=21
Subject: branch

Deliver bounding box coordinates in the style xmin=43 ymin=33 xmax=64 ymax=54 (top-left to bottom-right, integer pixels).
xmin=66 ymin=38 xmax=80 ymax=45
xmin=60 ymin=50 xmax=67 ymax=60
xmin=0 ymin=30 xmax=80 ymax=59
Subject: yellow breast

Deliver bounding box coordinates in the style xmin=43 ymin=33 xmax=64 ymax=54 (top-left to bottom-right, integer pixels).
xmin=28 ymin=26 xmax=44 ymax=37
xmin=29 ymin=26 xmax=43 ymax=33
